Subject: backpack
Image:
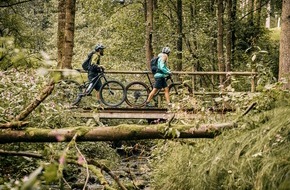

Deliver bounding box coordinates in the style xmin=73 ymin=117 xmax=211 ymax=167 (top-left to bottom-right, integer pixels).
xmin=150 ymin=57 xmax=159 ymax=74
xmin=82 ymin=58 xmax=91 ymax=71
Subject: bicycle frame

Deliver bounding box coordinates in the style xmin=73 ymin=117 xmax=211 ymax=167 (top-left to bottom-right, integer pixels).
xmin=83 ymin=73 xmax=108 ymax=95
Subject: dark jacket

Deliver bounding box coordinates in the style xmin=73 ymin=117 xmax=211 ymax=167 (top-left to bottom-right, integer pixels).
xmin=87 ymin=53 xmax=102 ymax=81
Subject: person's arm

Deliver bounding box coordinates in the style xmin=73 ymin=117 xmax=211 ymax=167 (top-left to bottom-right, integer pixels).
xmin=158 ymin=54 xmax=171 ymax=74
xmin=89 ymin=64 xmax=102 ymax=72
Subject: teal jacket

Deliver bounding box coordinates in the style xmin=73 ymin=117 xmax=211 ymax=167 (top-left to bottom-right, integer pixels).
xmin=154 ymin=53 xmax=171 ymax=78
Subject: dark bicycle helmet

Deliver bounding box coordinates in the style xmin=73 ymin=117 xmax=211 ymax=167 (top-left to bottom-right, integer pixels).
xmin=95 ymin=44 xmax=105 ymax=51
xmin=162 ymin=47 xmax=171 ymax=54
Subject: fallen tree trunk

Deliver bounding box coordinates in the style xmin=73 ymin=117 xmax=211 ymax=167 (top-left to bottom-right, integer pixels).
xmin=0 ymin=122 xmax=236 ymax=143
xmin=0 ymin=121 xmax=29 ymax=129
xmin=14 ymin=80 xmax=55 ymax=121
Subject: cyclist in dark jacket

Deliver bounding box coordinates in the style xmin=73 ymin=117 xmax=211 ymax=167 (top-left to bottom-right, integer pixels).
xmin=85 ymin=44 xmax=106 ymax=102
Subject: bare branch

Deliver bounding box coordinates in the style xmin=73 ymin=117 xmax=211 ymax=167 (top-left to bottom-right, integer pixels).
xmin=0 ymin=149 xmax=43 ymax=158
xmin=0 ymin=0 xmax=34 ymax=8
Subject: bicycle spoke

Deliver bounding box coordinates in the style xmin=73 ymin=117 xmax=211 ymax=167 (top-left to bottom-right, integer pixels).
xmin=100 ymin=81 xmax=125 ymax=107
xmin=54 ymin=80 xmax=81 ymax=106
xmin=125 ymin=82 xmax=149 ymax=107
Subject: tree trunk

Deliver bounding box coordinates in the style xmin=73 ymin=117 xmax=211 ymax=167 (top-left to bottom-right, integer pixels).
xmin=231 ymin=0 xmax=237 ymax=67
xmin=145 ymin=0 xmax=153 ymax=70
xmin=255 ymin=0 xmax=262 ymax=27
xmin=248 ymin=0 xmax=254 ymax=25
xmin=0 ymin=123 xmax=236 ymax=143
xmin=217 ymin=0 xmax=225 ymax=85
xmin=225 ymin=0 xmax=232 ymax=74
xmin=57 ymin=0 xmax=66 ymax=68
xmin=279 ymin=0 xmax=290 ymax=89
xmin=176 ymin=0 xmax=183 ymax=72
xmin=265 ymin=1 xmax=271 ymax=28
xmin=61 ymin=0 xmax=76 ymax=69
xmin=14 ymin=80 xmax=55 ymax=121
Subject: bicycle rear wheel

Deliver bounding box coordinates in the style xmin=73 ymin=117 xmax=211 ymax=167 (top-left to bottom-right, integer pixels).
xmin=99 ymin=80 xmax=126 ymax=107
xmin=54 ymin=80 xmax=81 ymax=106
xmin=125 ymin=81 xmax=150 ymax=107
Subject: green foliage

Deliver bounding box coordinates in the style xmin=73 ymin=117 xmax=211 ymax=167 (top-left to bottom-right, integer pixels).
xmin=0 ymin=69 xmax=120 ymax=188
xmin=0 ymin=38 xmax=43 ymax=70
xmin=0 ymin=0 xmax=53 ymax=49
xmin=151 ymin=105 xmax=290 ymax=190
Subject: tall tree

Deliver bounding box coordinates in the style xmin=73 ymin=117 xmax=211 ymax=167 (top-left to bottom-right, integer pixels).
xmin=57 ymin=0 xmax=66 ymax=68
xmin=265 ymin=1 xmax=271 ymax=28
xmin=145 ymin=0 xmax=154 ymax=69
xmin=57 ymin=0 xmax=75 ymax=69
xmin=61 ymin=0 xmax=76 ymax=69
xmin=217 ymin=0 xmax=225 ymax=84
xmin=279 ymin=0 xmax=290 ymax=89
xmin=176 ymin=0 xmax=182 ymax=72
xmin=225 ymin=0 xmax=233 ymax=73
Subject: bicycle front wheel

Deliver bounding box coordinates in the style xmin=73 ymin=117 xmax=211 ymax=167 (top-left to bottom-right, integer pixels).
xmin=99 ymin=80 xmax=126 ymax=107
xmin=125 ymin=82 xmax=150 ymax=107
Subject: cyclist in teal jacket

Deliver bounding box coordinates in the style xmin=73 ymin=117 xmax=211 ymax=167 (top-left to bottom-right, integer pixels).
xmin=146 ymin=47 xmax=172 ymax=107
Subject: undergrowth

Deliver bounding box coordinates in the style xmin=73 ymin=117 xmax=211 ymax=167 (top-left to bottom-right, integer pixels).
xmin=150 ymin=106 xmax=290 ymax=190
xmin=0 ymin=69 xmax=120 ymax=188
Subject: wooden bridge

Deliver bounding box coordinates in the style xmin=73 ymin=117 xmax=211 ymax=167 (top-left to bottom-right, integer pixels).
xmin=52 ymin=69 xmax=255 ymax=120
xmin=72 ymin=107 xmax=233 ymax=120
xmin=52 ymin=69 xmax=258 ymax=93
xmin=73 ymin=107 xmax=174 ymax=120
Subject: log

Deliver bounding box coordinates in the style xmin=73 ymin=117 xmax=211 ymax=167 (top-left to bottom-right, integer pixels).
xmin=0 ymin=149 xmax=43 ymax=158
xmin=0 ymin=121 xmax=29 ymax=129
xmin=0 ymin=122 xmax=236 ymax=143
xmin=14 ymin=80 xmax=55 ymax=121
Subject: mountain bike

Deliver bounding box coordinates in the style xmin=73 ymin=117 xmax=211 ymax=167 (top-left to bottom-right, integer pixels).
xmin=72 ymin=68 xmax=126 ymax=107
xmin=125 ymin=73 xmax=191 ymax=107
xmin=56 ymin=68 xmax=126 ymax=107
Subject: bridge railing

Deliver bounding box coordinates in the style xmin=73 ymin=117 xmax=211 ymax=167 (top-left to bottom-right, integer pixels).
xmin=48 ymin=69 xmax=257 ymax=94
xmin=104 ymin=70 xmax=257 ymax=94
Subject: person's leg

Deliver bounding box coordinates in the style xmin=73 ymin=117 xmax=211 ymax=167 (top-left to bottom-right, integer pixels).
xmin=94 ymin=80 xmax=102 ymax=103
xmin=146 ymin=78 xmax=162 ymax=105
xmin=95 ymin=90 xmax=100 ymax=100
xmin=146 ymin=88 xmax=158 ymax=103
xmin=159 ymin=78 xmax=170 ymax=105
xmin=164 ymin=86 xmax=170 ymax=104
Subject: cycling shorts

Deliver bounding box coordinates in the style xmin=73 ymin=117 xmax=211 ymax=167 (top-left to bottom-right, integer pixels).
xmin=154 ymin=77 xmax=168 ymax=89
xmin=93 ymin=80 xmax=102 ymax=91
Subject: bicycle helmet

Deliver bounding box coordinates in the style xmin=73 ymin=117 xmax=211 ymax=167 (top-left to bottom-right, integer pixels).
xmin=162 ymin=47 xmax=171 ymax=54
xmin=95 ymin=44 xmax=105 ymax=51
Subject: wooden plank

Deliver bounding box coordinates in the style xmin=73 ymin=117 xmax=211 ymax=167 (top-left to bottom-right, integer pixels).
xmin=74 ymin=110 xmax=199 ymax=120
xmin=75 ymin=112 xmax=172 ymax=119
xmin=72 ymin=107 xmax=229 ymax=120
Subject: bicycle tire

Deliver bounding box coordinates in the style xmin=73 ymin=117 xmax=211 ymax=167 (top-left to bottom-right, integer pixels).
xmin=125 ymin=81 xmax=150 ymax=107
xmin=169 ymin=83 xmax=192 ymax=100
xmin=54 ymin=79 xmax=81 ymax=106
xmin=99 ymin=80 xmax=126 ymax=107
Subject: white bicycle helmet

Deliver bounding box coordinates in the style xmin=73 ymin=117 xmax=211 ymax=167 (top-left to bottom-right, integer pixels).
xmin=162 ymin=47 xmax=171 ymax=54
xmin=95 ymin=44 xmax=105 ymax=51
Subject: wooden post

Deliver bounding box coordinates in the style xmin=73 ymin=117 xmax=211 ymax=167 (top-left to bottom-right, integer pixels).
xmin=251 ymin=69 xmax=256 ymax=92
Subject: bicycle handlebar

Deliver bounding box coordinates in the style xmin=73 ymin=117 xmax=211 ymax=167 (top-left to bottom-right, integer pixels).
xmin=74 ymin=68 xmax=83 ymax=72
